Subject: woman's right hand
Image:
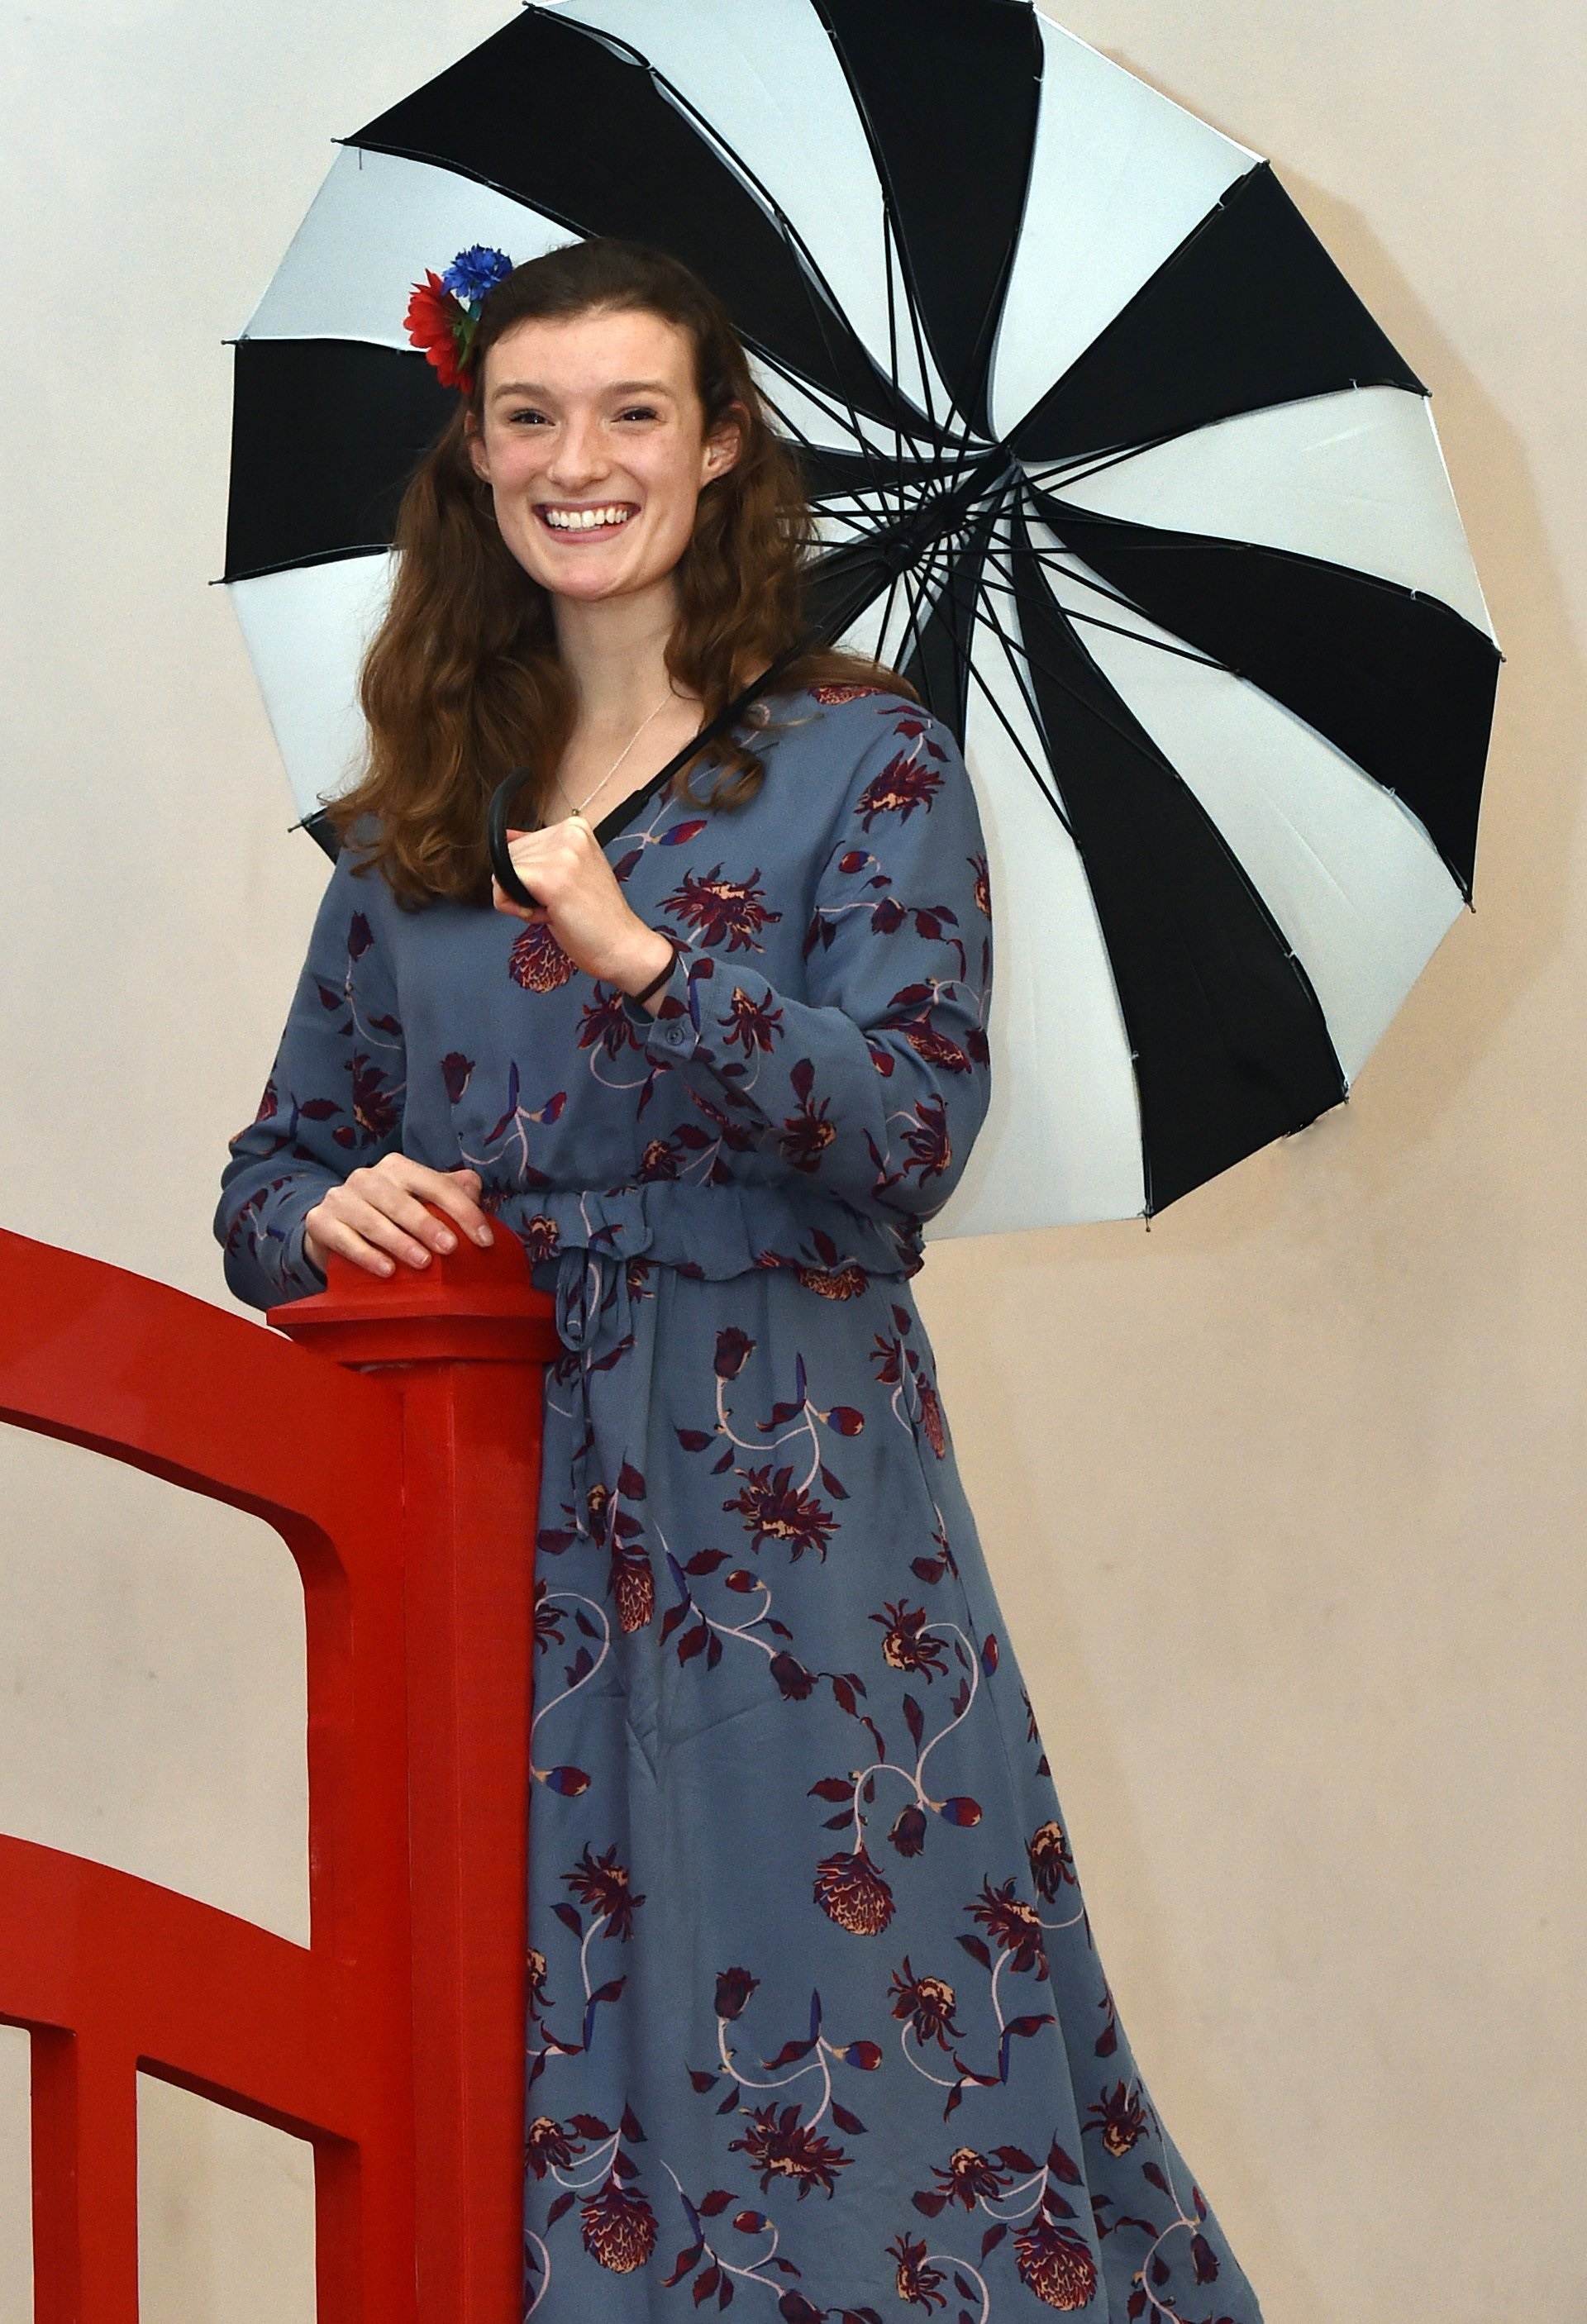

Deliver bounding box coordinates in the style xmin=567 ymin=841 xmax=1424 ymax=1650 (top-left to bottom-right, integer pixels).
xmin=303 ymin=1155 xmax=495 ymax=1279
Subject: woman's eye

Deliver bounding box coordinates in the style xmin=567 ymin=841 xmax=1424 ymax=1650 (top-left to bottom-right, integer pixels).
xmin=618 ymin=406 xmax=658 ymax=422
xmin=508 ymin=407 xmax=548 ymax=426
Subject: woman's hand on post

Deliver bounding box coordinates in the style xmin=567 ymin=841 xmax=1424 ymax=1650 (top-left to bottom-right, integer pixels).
xmin=492 ymin=817 xmax=676 ymax=1002
xmin=302 ymin=1156 xmax=495 ymax=1280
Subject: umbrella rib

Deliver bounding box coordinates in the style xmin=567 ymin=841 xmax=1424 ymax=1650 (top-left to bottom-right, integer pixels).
xmin=872 ymin=145 xmax=942 ymax=443
xmin=977 ymin=559 xmax=1229 ymax=675
xmin=879 ymin=518 xmax=953 ymax=672
xmin=952 ymin=552 xmax=1070 ymax=799
xmin=975 ymin=539 xmax=1193 ymax=784
xmin=877 ymin=202 xmax=992 ymax=524
xmin=879 ymin=202 xmax=911 ymax=532
xmin=604 ymin=42 xmax=936 ymax=498
xmin=965 ymin=664 xmax=1069 ymax=821
xmin=881 ymin=507 xmax=1075 ymax=821
xmin=1016 ymin=414 xmax=1267 ymax=496
xmin=989 ymin=521 xmax=1237 ymax=672
xmin=949 ymin=614 xmax=1072 ymax=824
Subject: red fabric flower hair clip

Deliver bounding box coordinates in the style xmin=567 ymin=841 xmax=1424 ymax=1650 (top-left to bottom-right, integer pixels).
xmin=403 ymin=245 xmax=515 ymax=395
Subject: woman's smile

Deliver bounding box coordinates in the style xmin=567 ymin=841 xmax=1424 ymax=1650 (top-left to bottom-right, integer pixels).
xmin=535 ymin=502 xmax=638 ymax=539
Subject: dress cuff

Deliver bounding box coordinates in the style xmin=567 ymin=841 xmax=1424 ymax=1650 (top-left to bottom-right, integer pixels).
xmin=621 ymin=937 xmax=706 ymax=1064
xmin=270 ymin=1202 xmax=330 ymax=1305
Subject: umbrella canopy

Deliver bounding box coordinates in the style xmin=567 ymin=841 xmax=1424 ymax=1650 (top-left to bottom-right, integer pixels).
xmin=222 ymin=0 xmax=1500 ymax=1237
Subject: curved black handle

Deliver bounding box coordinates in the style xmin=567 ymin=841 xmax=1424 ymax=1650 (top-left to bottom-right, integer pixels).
xmin=487 ymin=766 xmax=539 ymax=909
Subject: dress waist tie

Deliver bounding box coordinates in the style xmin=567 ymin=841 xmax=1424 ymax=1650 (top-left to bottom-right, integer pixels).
xmin=548 ymin=1222 xmax=660 ymax=1543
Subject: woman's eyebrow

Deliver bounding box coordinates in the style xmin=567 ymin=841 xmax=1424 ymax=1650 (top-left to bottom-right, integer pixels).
xmin=489 ymin=379 xmax=678 ymax=401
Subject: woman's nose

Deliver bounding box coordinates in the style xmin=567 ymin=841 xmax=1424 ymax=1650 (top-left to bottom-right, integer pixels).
xmin=546 ymin=418 xmax=608 ymax=488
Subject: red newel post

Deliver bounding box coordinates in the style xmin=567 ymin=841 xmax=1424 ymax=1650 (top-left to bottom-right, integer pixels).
xmin=274 ymin=1221 xmax=559 ymax=2324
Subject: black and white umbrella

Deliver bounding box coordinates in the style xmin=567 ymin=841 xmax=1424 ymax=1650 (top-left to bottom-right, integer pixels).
xmin=222 ymin=0 xmax=1500 ymax=1236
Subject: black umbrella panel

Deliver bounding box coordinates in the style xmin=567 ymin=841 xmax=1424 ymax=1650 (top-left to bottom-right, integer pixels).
xmin=223 ymin=0 xmax=1499 ymax=1235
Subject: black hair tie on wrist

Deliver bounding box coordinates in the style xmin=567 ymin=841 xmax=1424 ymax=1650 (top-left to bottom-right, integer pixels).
xmin=629 ymin=942 xmax=679 ymax=1007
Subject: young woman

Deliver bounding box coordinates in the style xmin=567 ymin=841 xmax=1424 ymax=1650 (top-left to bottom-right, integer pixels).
xmin=217 ymin=237 xmax=1261 ymax=2323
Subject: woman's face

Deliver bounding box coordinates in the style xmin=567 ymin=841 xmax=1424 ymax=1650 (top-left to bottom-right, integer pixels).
xmin=465 ymin=306 xmax=744 ymax=607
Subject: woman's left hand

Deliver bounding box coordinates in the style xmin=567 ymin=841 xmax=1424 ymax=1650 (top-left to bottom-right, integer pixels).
xmin=492 ymin=815 xmax=674 ymax=997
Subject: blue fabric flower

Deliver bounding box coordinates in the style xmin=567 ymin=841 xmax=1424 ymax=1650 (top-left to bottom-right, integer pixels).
xmin=442 ymin=245 xmax=514 ymax=304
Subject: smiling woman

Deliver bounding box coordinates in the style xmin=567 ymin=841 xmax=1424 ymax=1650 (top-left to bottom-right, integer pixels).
xmin=215 ymin=234 xmax=1265 ymax=2322
xmin=331 ymin=236 xmax=902 ymax=907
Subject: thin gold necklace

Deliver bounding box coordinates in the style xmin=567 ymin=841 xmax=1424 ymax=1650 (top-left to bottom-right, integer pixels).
xmin=555 ymin=690 xmax=674 ymax=821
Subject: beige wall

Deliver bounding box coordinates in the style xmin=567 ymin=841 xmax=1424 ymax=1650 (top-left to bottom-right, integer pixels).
xmin=2 ymin=0 xmax=1582 ymax=2316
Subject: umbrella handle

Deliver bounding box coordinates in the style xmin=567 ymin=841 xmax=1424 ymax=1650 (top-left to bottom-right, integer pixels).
xmin=484 ymin=626 xmax=827 ymax=910
xmin=487 ymin=769 xmax=539 ymax=909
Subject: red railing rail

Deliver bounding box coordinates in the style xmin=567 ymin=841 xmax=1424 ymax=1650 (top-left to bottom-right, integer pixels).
xmin=0 ymin=1221 xmax=560 ymax=2322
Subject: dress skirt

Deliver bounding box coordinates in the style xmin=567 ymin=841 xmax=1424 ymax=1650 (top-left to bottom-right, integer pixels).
xmin=522 ymin=1255 xmax=1263 ymax=2324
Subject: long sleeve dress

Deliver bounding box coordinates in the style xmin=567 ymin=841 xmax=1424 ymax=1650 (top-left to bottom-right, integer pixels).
xmin=217 ymin=683 xmax=1263 ymax=2324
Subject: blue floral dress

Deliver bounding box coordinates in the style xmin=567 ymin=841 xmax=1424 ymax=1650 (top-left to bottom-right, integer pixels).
xmin=217 ymin=684 xmax=1262 ymax=2324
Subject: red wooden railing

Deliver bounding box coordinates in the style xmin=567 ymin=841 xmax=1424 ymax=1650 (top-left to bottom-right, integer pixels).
xmin=0 ymin=1220 xmax=560 ymax=2322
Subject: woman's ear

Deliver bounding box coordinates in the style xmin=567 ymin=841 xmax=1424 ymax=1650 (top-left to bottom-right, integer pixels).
xmin=703 ymin=402 xmax=748 ymax=483
xmin=463 ymin=412 xmax=490 ymax=483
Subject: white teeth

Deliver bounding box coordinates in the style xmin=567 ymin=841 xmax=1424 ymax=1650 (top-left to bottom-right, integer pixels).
xmin=542 ymin=504 xmax=633 ymax=531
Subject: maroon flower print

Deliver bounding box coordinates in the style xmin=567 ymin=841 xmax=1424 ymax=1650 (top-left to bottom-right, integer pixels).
xmin=526 ymin=1945 xmax=547 ymax=2001
xmin=610 ymin=1540 xmax=655 ymax=1634
xmin=661 ymin=864 xmax=781 ymax=951
xmin=771 ymin=1650 xmax=817 ymax=1700
xmin=927 ymin=2145 xmax=1017 ymax=2210
xmin=1013 ymin=2217 xmax=1099 ymax=2311
xmin=970 ymin=851 xmax=991 ymax=918
xmin=350 ymin=1055 xmax=398 ymax=1143
xmin=887 ymin=1804 xmax=927 ymax=1856
xmin=856 ymin=750 xmax=943 ymax=830
xmin=525 ymin=2113 xmax=581 ymax=2179
xmin=579 ymin=2174 xmax=657 ymax=2272
xmin=721 ymin=983 xmax=783 ymax=1053
xmin=810 ymin=682 xmax=887 ymax=704
xmin=1027 ymin=1819 xmax=1076 ymax=1901
xmin=254 ymin=1078 xmax=279 ymax=1124
xmin=870 ymin=1599 xmax=949 ymax=1679
xmin=904 ymin=1021 xmax=974 ymax=1075
xmin=509 ymin=921 xmax=579 ymax=993
xmin=813 ymin=1845 xmax=895 ymax=1936
xmin=898 ymin=1093 xmax=953 ymax=1183
xmin=564 ymin=1842 xmax=644 ymax=1940
xmin=440 ymin=1051 xmax=474 ymax=1104
xmin=917 ymin=1375 xmax=947 ymax=1459
xmin=728 ymin=2103 xmax=851 ymax=2198
xmin=724 ymin=1464 xmax=838 ymax=1561
xmin=714 ymin=1326 xmax=755 ymax=1379
xmin=969 ymin=1879 xmax=1049 ymax=1978
xmin=578 ymin=985 xmax=639 ymax=1058
xmin=713 ymin=1965 xmax=759 ymax=2020
xmin=1192 ymin=2231 xmax=1221 ymax=2283
xmin=520 ymin=1212 xmax=560 ymax=1262
xmin=779 ymin=1059 xmax=837 ymax=1171
xmin=1085 ymin=2079 xmax=1147 ymax=2157
xmin=889 ymin=1958 xmax=961 ymax=2049
xmin=532 ymin=1581 xmax=566 ymax=1656
xmin=795 ymin=1260 xmax=869 ymax=1299
xmin=888 ymin=2232 xmax=948 ymax=2309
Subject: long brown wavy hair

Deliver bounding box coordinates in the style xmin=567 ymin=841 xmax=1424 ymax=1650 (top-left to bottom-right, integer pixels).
xmin=330 ymin=236 xmax=915 ymax=906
